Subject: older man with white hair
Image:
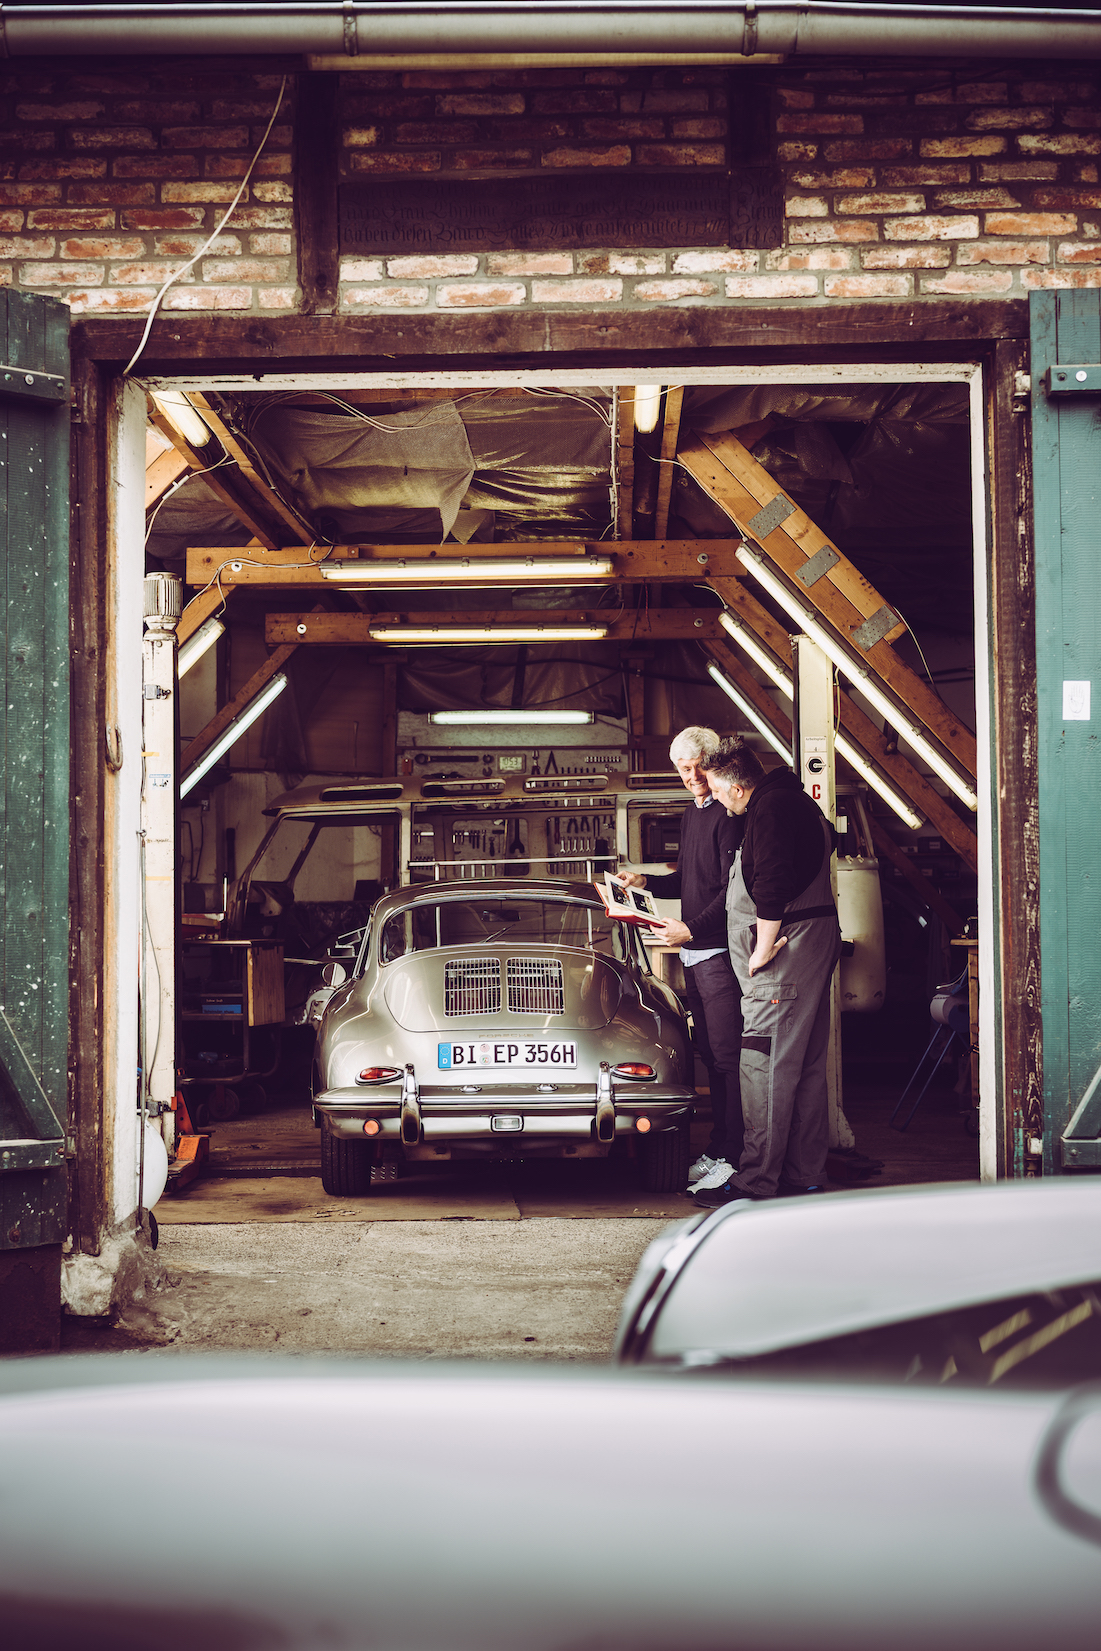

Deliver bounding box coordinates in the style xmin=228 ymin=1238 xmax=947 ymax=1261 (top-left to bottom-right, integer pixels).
xmin=619 ymin=726 xmax=744 ymax=1192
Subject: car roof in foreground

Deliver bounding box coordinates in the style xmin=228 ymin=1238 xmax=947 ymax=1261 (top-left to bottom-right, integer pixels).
xmin=635 ymin=1178 xmax=1101 ymax=1360
xmin=372 ymin=877 xmax=602 ymax=920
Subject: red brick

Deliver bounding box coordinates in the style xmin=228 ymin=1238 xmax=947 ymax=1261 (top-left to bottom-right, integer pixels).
xmin=18 ymin=158 xmax=106 ymax=181
xmin=1019 ymin=134 xmax=1101 ymax=156
xmin=487 ymin=253 xmax=571 ymax=275
xmin=826 ymin=92 xmax=907 ymax=109
xmin=1058 ymin=242 xmax=1101 ymax=263
xmin=777 ymin=88 xmax=815 ymax=109
xmin=15 ymin=100 xmax=104 ymax=120
xmin=109 ymin=261 xmax=194 ymax=284
xmin=393 ymin=121 xmax=479 ymax=144
xmin=121 ymin=208 xmax=204 ymax=229
xmin=884 ymin=214 xmax=978 ymax=241
xmin=115 ymin=100 xmax=200 ymax=121
xmin=437 ymin=281 xmax=528 ymax=307
xmin=672 ymin=251 xmax=757 ymax=273
xmin=258 ymin=286 xmax=298 ymax=309
xmin=162 ymin=124 xmax=247 ymax=149
xmin=725 ymin=274 xmax=819 ymax=298
xmin=966 ymin=107 xmax=1053 ymax=132
xmin=790 ymin=168 xmax=876 ymax=188
xmin=210 ymin=100 xmax=288 ymax=119
xmin=1064 ymin=110 xmax=1101 ymax=130
xmin=636 ymin=144 xmax=725 ymax=166
xmin=345 ymin=126 xmax=382 ymax=148
xmin=581 ymin=252 xmax=667 ymax=275
xmin=68 ymin=75 xmax=148 ymax=94
xmin=880 ymin=164 xmax=971 ymax=186
xmin=978 ymin=161 xmax=1059 ymax=181
xmin=957 ymin=240 xmax=1049 ymax=265
xmin=530 ymin=278 xmax=622 ymax=303
xmin=70 ymin=128 xmax=157 ymax=151
xmin=203 ymin=257 xmax=288 ymax=281
xmin=777 ymin=112 xmax=863 ymax=135
xmin=0 ymin=266 xmax=11 ymax=287
xmin=400 ymin=71 xmax=493 ymax=89
xmin=933 ymin=188 xmax=1020 ymax=209
xmin=217 ymin=207 xmax=291 ymax=228
xmin=1018 ymin=81 xmax=1095 ymax=101
xmin=67 ymin=183 xmax=153 ymax=204
xmin=784 ymin=195 xmax=828 ymax=219
xmin=250 ymin=182 xmax=292 ymax=203
xmin=1035 ymin=188 xmax=1101 ymax=210
xmin=766 ymin=248 xmax=854 ymax=270
xmin=339 ymin=259 xmax=384 ymax=281
xmin=835 ymin=191 xmax=926 ymax=214
xmin=481 ymin=119 xmax=571 ymax=141
xmin=789 ymin=220 xmax=879 ymax=243
xmin=349 ymin=151 xmax=441 ymax=173
xmin=580 ymin=118 xmax=665 ymax=140
xmin=61 ymin=236 xmax=143 ymax=258
xmin=953 ymin=82 xmax=1009 ymax=104
xmin=584 ymin=70 xmax=630 ymax=87
xmin=0 ymin=130 xmax=54 ymax=152
xmin=0 ymin=210 xmax=24 ymax=231
xmin=985 ymin=211 xmax=1076 ymax=234
xmin=824 ymin=273 xmax=912 ymax=297
xmin=823 ymin=139 xmax=912 ymax=161
xmin=862 ymin=246 xmax=951 ymax=269
xmin=634 ymin=277 xmax=718 ymax=301
xmin=249 ymin=232 xmax=292 ymax=256
xmin=641 ymin=89 xmax=711 ymax=114
xmin=387 ymin=254 xmax=479 ymax=277
xmin=777 ymin=142 xmax=818 ymax=162
xmin=345 ymin=95 xmax=433 ymax=119
xmin=1080 ymin=163 xmax=1101 ymax=185
xmin=114 ymin=156 xmax=197 ymax=179
xmin=671 ymin=118 xmax=727 ymax=141
xmin=541 ymin=145 xmax=631 ymax=168
xmin=1022 ymin=268 xmax=1101 ymax=289
xmin=0 ymin=235 xmax=54 ymax=256
xmin=65 ymin=288 xmax=156 ymax=313
xmin=341 ymin=283 xmax=431 ymax=309
xmin=162 ymin=286 xmax=253 ymax=311
xmin=920 ymin=136 xmax=1006 ymax=158
xmin=921 ymin=269 xmax=1014 ymax=293
xmin=19 ymin=260 xmax=103 ymax=284
xmin=438 ymin=93 xmax=527 ymax=116
xmin=453 ymin=149 xmax=534 ymax=169
xmin=160 ymin=182 xmax=238 ymax=203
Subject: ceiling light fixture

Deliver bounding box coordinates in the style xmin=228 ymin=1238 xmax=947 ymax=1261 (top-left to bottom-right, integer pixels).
xmin=150 ymin=389 xmax=211 ymax=449
xmin=319 ymin=554 xmax=615 ymax=586
xmin=735 ymin=544 xmax=979 ymax=812
xmin=370 ymin=624 xmax=607 ymax=644
xmin=706 ymin=663 xmax=792 ymax=762
xmin=430 ymin=710 xmax=594 ymax=726
xmin=633 ymin=385 xmax=662 ymax=434
xmin=718 ymin=608 xmax=923 ymax=829
xmin=177 ymin=616 xmax=225 ymax=678
xmin=180 ymin=672 xmax=288 ymax=799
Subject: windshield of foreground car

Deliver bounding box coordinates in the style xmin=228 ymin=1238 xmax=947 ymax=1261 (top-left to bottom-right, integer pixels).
xmin=379 ymin=898 xmax=637 ymax=965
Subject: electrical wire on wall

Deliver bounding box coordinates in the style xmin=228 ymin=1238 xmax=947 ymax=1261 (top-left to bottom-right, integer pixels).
xmin=123 ymin=75 xmax=287 ymax=379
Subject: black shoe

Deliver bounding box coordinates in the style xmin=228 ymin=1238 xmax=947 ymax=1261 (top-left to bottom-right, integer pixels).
xmin=692 ymin=1180 xmax=755 ymax=1208
xmin=776 ymin=1180 xmax=828 ymax=1197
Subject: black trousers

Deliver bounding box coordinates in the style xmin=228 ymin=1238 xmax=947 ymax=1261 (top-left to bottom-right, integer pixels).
xmin=682 ymin=952 xmax=744 ymax=1165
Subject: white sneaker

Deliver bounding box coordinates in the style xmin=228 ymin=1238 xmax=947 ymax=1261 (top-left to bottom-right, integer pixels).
xmin=691 ymin=1159 xmax=735 ymax=1193
xmin=687 ymin=1154 xmax=717 ymax=1184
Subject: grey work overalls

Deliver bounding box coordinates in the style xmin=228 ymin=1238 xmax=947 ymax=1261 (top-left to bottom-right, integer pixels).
xmin=725 ymin=813 xmax=841 ymax=1198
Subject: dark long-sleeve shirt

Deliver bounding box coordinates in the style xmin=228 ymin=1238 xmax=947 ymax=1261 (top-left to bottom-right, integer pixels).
xmin=741 ymin=768 xmax=836 ymax=922
xmin=646 ymin=796 xmax=743 ymax=950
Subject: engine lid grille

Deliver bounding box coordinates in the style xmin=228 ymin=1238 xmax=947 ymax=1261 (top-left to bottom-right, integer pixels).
xmin=507 ymin=956 xmax=565 ymax=1015
xmin=444 ymin=957 xmax=501 ymax=1017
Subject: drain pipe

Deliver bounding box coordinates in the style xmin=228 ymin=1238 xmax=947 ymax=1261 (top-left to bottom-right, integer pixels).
xmin=1 ymin=2 xmax=1101 ymax=62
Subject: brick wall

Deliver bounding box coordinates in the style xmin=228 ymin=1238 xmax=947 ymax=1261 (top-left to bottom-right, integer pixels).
xmin=2 ymin=58 xmax=1099 ymax=319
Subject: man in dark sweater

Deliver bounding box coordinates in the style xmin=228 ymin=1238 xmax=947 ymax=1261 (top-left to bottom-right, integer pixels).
xmin=694 ymin=737 xmax=841 ymax=1205
xmin=619 ymin=726 xmax=744 ymax=1191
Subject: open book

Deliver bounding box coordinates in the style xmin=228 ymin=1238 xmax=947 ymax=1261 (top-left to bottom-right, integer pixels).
xmin=594 ymin=872 xmax=666 ymax=928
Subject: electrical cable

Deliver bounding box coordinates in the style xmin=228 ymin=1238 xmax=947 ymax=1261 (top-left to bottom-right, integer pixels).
xmin=145 ymin=453 xmax=235 ymax=547
xmin=123 ymin=75 xmax=287 ymax=378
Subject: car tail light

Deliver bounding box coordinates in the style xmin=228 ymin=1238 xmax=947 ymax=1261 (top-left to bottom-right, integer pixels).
xmin=635 ymin=1117 xmax=652 ymax=1133
xmin=363 ymin=1119 xmax=381 ymax=1136
xmin=357 ymin=1067 xmax=401 ymax=1084
xmin=612 ymin=1062 xmax=656 ymax=1080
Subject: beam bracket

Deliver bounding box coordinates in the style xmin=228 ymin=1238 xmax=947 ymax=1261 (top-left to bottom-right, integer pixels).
xmin=1045 ymin=364 xmax=1101 ymax=396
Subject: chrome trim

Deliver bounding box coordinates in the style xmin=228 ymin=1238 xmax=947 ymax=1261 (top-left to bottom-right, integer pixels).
xmin=595 ymin=1061 xmax=616 ymax=1144
xmin=616 ymin=1202 xmax=751 ymax=1365
xmin=400 ymin=1063 xmax=422 ymax=1145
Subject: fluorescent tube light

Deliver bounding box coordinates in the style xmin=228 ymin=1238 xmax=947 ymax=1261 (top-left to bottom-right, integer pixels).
xmin=180 ymin=672 xmax=288 ymax=799
xmin=718 ymin=609 xmax=794 ymax=691
xmin=430 ymin=710 xmax=593 ymax=726
xmin=706 ymin=663 xmax=792 ymax=762
xmin=320 ymin=555 xmax=614 ymax=585
xmin=151 ymin=389 xmax=211 ymax=449
xmin=177 ymin=616 xmax=225 ymax=678
xmin=834 ymin=730 xmax=924 ymax=832
xmin=735 ymin=546 xmax=979 ymax=812
xmin=633 ymin=385 xmax=662 ymax=434
xmin=370 ymin=624 xmax=607 ymax=644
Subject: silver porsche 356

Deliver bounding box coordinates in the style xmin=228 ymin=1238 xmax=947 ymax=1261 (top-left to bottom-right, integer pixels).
xmin=311 ymin=878 xmax=694 ymax=1196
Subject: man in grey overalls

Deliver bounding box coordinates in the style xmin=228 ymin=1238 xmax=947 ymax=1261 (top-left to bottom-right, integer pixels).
xmin=693 ymin=738 xmax=841 ymax=1204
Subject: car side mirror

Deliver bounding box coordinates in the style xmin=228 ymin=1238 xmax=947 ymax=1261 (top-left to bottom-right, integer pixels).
xmin=320 ymin=961 xmax=347 ymax=988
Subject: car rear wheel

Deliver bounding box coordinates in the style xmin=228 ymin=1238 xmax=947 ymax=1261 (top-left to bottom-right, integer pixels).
xmin=639 ymin=1122 xmax=690 ymax=1193
xmin=320 ymin=1121 xmax=373 ymax=1196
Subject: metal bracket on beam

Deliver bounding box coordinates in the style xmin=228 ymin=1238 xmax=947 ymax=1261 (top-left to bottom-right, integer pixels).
xmin=747 ymin=494 xmax=796 ymax=541
xmin=852 ymin=604 xmax=902 ymax=650
xmin=1045 ymin=364 xmax=1101 ymax=396
xmin=0 ymin=1137 xmax=66 ymax=1172
xmin=0 ymin=364 xmax=67 ymax=404
xmin=795 ymin=543 xmax=840 ymax=588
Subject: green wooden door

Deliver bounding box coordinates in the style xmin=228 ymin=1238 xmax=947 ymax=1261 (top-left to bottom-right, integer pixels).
xmin=1031 ymin=290 xmax=1101 ymax=1172
xmin=0 ymin=291 xmax=70 ymax=1278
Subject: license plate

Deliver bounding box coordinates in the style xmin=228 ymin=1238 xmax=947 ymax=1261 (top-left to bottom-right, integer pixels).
xmin=438 ymin=1040 xmax=577 ymax=1071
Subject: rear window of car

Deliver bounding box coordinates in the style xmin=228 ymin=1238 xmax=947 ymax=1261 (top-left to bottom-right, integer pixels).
xmin=380 ymin=899 xmax=634 ymax=964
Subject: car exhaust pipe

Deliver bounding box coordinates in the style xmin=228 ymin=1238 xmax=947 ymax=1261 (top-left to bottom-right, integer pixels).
xmin=400 ymin=1064 xmax=422 ymax=1145
xmin=595 ymin=1062 xmax=616 ymax=1145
